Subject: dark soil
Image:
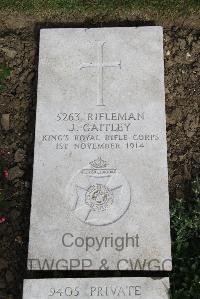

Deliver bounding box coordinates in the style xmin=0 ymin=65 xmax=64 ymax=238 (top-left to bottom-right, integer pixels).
xmin=0 ymin=16 xmax=199 ymax=299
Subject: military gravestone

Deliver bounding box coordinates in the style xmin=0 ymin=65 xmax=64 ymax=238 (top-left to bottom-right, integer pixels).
xmin=23 ymin=277 xmax=170 ymax=298
xmin=28 ymin=27 xmax=171 ymax=271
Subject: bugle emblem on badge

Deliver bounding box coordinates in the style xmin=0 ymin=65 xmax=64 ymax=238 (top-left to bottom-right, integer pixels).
xmin=68 ymin=157 xmax=131 ymax=226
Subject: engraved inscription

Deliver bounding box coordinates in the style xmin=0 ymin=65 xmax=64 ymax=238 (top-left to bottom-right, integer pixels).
xmin=41 ymin=111 xmax=160 ymax=151
xmin=80 ymin=42 xmax=121 ymax=106
xmin=48 ymin=285 xmax=142 ymax=297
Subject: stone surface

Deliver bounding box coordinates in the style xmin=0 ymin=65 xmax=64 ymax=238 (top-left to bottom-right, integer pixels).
xmin=1 ymin=114 xmax=10 ymax=131
xmin=28 ymin=27 xmax=171 ymax=270
xmin=8 ymin=166 xmax=24 ymax=181
xmin=1 ymin=47 xmax=17 ymax=59
xmin=14 ymin=148 xmax=25 ymax=162
xmin=23 ymin=278 xmax=170 ymax=298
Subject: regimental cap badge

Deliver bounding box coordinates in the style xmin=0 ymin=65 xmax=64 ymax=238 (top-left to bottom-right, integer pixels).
xmin=69 ymin=157 xmax=131 ymax=226
xmin=89 ymin=157 xmax=108 ymax=169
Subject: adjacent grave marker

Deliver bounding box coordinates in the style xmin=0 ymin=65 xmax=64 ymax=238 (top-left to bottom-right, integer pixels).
xmin=28 ymin=27 xmax=171 ymax=270
xmin=23 ymin=277 xmax=170 ymax=298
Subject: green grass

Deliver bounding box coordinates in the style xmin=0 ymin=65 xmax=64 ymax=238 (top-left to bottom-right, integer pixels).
xmin=0 ymin=0 xmax=199 ymax=13
xmin=0 ymin=65 xmax=10 ymax=93
xmin=170 ymin=176 xmax=200 ymax=299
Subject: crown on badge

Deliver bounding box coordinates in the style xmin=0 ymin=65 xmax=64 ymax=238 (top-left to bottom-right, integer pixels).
xmin=90 ymin=157 xmax=108 ymax=169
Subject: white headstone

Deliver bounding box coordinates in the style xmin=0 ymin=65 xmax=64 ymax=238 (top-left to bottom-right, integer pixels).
xmin=23 ymin=277 xmax=170 ymax=298
xmin=28 ymin=27 xmax=171 ymax=270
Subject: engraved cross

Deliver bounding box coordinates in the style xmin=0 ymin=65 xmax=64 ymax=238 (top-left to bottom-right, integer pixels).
xmin=80 ymin=42 xmax=121 ymax=106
